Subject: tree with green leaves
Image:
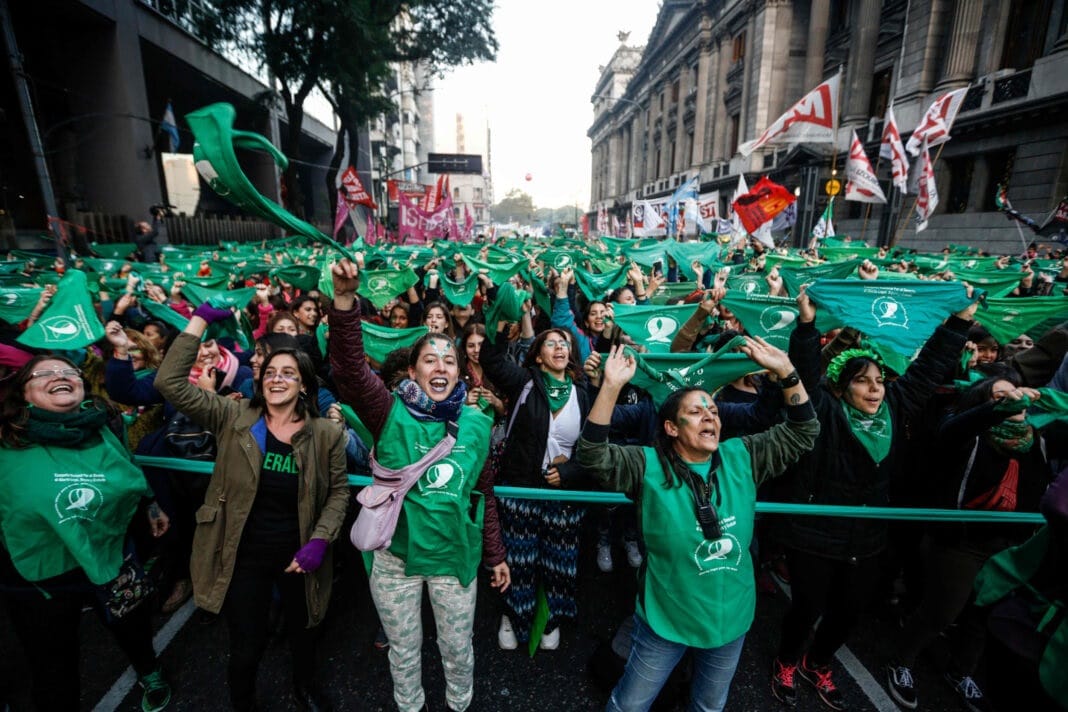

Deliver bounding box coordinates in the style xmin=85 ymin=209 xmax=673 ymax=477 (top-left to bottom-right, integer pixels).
xmin=492 ymin=189 xmax=536 ymax=224
xmin=194 ymin=0 xmax=497 ymax=218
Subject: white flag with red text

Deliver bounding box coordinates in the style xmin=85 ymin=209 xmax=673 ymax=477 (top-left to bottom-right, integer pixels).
xmin=906 ymin=88 xmax=968 ymax=156
xmin=845 ymin=130 xmax=887 ymax=204
xmin=915 ymin=139 xmax=939 ymax=232
xmin=739 ymin=73 xmax=840 ymax=156
xmin=880 ymin=104 xmax=909 ymax=193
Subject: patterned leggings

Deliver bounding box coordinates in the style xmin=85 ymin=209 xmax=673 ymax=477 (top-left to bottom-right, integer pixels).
xmin=369 ymin=550 xmax=477 ymax=712
xmin=499 ymin=497 xmax=585 ymax=642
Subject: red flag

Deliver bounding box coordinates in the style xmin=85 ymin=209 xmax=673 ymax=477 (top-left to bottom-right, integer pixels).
xmin=731 ymin=176 xmax=796 ymax=234
xmin=580 ymin=213 xmax=590 ymax=237
xmin=879 ymin=105 xmax=909 ymax=193
xmin=364 ymin=211 xmax=378 ymax=246
xmin=845 ymin=131 xmax=887 ymax=204
xmin=906 ymin=88 xmax=968 ymax=156
xmin=340 ymin=167 xmax=377 ymax=210
xmin=333 ymin=190 xmax=350 ymax=238
xmin=463 ymin=204 xmax=475 ymax=241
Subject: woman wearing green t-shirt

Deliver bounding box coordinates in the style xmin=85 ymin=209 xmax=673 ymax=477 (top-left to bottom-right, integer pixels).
xmin=328 ymin=258 xmax=504 ymax=712
xmin=0 ymin=355 xmax=172 ymax=712
xmin=577 ymin=342 xmax=818 ymax=712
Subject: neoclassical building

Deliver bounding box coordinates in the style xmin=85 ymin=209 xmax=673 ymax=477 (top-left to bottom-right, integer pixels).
xmin=589 ymin=0 xmax=1068 ymax=252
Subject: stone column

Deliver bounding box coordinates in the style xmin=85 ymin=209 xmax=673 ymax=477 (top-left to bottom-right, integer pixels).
xmin=708 ymin=34 xmax=728 ymax=162
xmin=843 ymin=0 xmax=881 ymax=125
xmin=805 ymin=0 xmax=831 ymax=91
xmin=608 ymin=131 xmax=621 ymax=198
xmin=936 ymin=0 xmax=983 ymax=89
xmin=673 ymin=66 xmax=691 ymax=174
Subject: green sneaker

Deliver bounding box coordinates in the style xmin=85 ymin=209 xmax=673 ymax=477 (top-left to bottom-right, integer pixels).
xmin=138 ymin=668 xmax=172 ymax=712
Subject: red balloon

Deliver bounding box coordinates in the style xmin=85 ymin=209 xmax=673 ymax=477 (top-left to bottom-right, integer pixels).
xmin=525 ymin=173 xmax=532 ymax=181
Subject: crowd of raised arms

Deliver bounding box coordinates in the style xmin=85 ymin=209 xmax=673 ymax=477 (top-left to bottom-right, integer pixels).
xmin=2 ymin=232 xmax=1068 ymax=712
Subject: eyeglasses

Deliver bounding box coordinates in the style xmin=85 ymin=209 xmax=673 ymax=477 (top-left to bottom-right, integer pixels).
xmin=29 ymin=368 xmax=82 ymax=380
xmin=543 ymin=339 xmax=571 ymax=350
xmin=263 ymin=371 xmax=300 ymax=383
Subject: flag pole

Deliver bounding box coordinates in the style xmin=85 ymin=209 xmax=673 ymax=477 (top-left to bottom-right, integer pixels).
xmin=829 ymin=68 xmax=843 ymax=236
xmin=889 ymin=142 xmax=946 ymax=248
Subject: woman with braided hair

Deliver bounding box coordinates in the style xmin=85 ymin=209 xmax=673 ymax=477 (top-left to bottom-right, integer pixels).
xmin=770 ymin=291 xmax=978 ymax=711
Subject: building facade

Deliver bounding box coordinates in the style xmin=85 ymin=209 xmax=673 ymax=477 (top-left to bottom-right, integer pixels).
xmin=589 ymin=0 xmax=1068 ymax=253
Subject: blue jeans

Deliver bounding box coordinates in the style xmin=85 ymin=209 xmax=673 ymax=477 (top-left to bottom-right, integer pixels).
xmin=607 ymin=616 xmax=745 ymax=712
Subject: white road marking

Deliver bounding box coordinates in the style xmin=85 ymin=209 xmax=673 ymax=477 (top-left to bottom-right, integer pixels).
xmin=93 ymin=598 xmax=196 ymax=712
xmin=773 ymin=578 xmax=900 ymax=712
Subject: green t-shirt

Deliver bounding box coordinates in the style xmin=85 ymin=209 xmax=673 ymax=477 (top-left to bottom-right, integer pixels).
xmin=374 ymin=396 xmax=494 ymax=585
xmin=0 ymin=427 xmax=151 ymax=584
xmin=637 ymin=438 xmax=756 ymax=648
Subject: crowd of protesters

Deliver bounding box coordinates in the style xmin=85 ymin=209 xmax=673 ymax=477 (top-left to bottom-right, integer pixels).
xmin=1 ymin=230 xmax=1067 ymax=712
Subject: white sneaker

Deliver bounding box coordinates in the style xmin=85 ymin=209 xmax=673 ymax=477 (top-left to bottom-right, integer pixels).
xmin=539 ymin=627 xmax=560 ymax=650
xmin=498 ymin=615 xmax=517 ymax=650
xmin=596 ymin=542 xmax=614 ymax=572
xmin=624 ymin=540 xmax=643 ymax=568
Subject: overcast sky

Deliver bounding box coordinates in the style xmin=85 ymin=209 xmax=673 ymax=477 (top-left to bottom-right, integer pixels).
xmin=432 ymin=1 xmax=660 ymax=211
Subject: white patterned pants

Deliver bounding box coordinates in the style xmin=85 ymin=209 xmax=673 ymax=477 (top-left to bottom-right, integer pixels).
xmin=370 ymin=550 xmax=477 ymax=712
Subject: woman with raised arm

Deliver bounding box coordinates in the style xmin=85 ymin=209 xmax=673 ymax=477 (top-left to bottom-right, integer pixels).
xmin=577 ymin=341 xmax=819 ymax=712
xmin=327 ymin=259 xmax=507 ymax=712
xmin=770 ymin=290 xmax=977 ymax=710
xmin=155 ymin=303 xmax=349 ymax=712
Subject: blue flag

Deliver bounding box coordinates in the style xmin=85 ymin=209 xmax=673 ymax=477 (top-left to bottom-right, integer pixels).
xmin=161 ymin=102 xmax=180 ymax=152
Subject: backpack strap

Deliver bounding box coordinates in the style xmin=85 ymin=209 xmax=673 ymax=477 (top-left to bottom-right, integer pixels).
xmin=505 ymin=379 xmax=535 ymax=441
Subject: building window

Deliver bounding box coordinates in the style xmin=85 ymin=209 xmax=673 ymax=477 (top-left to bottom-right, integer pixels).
xmin=453 ymin=187 xmax=460 ymax=199
xmin=1000 ymin=0 xmax=1054 ymax=70
xmin=982 ymin=149 xmax=1017 ymax=211
xmin=728 ymin=114 xmax=740 ymax=156
xmin=671 ymin=80 xmax=680 ymax=103
xmin=655 ymin=148 xmax=662 ymax=179
xmin=732 ymin=31 xmax=746 ymax=62
xmin=868 ymin=68 xmax=892 ymax=121
xmin=687 ymin=130 xmax=695 ymax=166
xmin=945 ymin=156 xmax=975 ymax=214
xmin=659 ymin=93 xmax=665 ymax=111
xmin=454 ymin=208 xmax=461 ymax=219
xmin=670 ymin=141 xmax=677 ymax=172
xmin=474 ymin=187 xmax=483 ymax=201
xmin=830 ymin=0 xmax=851 ymax=30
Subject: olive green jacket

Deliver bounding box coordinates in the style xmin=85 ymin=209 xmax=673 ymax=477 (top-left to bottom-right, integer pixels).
xmin=155 ymin=333 xmax=349 ymax=625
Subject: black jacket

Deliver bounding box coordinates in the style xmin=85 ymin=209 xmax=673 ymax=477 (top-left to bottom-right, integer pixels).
xmin=480 ymin=332 xmax=592 ymax=489
xmin=786 ymin=316 xmax=970 ymax=560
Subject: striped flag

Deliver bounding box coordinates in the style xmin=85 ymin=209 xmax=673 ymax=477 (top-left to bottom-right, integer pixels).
xmin=915 ymin=139 xmax=939 ymax=232
xmin=880 ymin=104 xmax=909 ymax=193
xmin=905 ymin=88 xmax=968 ymax=156
xmin=845 ymin=130 xmax=887 ymax=203
xmin=161 ymin=102 xmax=180 ymax=153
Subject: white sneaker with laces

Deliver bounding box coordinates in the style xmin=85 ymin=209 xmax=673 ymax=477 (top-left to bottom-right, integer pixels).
xmin=539 ymin=627 xmax=560 ymax=650
xmin=596 ymin=542 xmax=613 ymax=572
xmin=498 ymin=615 xmax=517 ymax=650
xmin=624 ymin=540 xmax=643 ymax=568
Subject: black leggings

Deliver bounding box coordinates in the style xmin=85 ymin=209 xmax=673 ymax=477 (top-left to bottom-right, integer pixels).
xmin=2 ymin=571 xmax=158 ymax=711
xmin=222 ymin=545 xmax=319 ymax=711
xmin=777 ymin=548 xmax=881 ymax=665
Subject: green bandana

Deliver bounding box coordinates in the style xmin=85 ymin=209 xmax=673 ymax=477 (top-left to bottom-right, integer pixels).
xmin=428 ymin=271 xmax=479 ymax=307
xmin=974 ymin=297 xmax=1068 ymax=346
xmin=573 ymin=264 xmax=628 ymax=302
xmin=1027 ymin=388 xmax=1068 ymax=429
xmin=357 ymin=267 xmax=419 ymax=309
xmin=841 ymin=400 xmax=892 ymax=463
xmin=17 ymin=270 xmax=106 ymax=350
xmin=610 ymin=303 xmax=696 ymax=353
xmin=0 ymin=286 xmax=43 ymax=324
xmin=21 ymin=402 xmax=111 ymax=448
xmin=541 ymin=371 xmax=573 ymax=412
xmin=483 ymin=282 xmax=530 ymax=343
xmin=621 ymin=339 xmax=761 ymax=406
xmin=90 ymin=243 xmax=137 ymax=259
xmin=725 ymin=272 xmax=770 ymax=297
xmin=270 ymin=264 xmax=320 ymax=292
xmin=360 ymin=321 xmax=428 ymax=364
xmin=719 ymin=293 xmax=799 ymax=350
xmin=779 ymin=259 xmax=861 ymax=297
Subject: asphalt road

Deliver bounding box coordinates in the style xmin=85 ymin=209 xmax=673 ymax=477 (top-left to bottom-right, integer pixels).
xmin=1 ymin=517 xmax=978 ymax=712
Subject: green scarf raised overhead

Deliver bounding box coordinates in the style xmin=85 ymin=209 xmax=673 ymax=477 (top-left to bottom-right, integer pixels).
xmin=622 ymin=339 xmax=761 ymax=406
xmin=725 ymin=271 xmax=770 ymax=297
xmin=483 ymin=281 xmax=530 ymax=343
xmin=17 ymin=270 xmax=106 ymax=350
xmin=610 ymin=303 xmax=697 ymax=353
xmin=573 ymin=263 xmax=628 ymax=302
xmin=805 ymin=279 xmax=978 ymax=360
xmin=842 ymin=400 xmax=892 ymax=463
xmin=778 ymin=259 xmax=861 ymax=297
xmin=974 ymin=296 xmax=1068 ymax=346
xmin=541 ymin=371 xmax=573 ymax=412
xmin=427 ymin=271 xmax=479 ymax=307
xmin=0 ymin=286 xmax=42 ymax=324
xmin=719 ymin=293 xmax=799 ymax=350
xmin=360 ymin=321 xmax=428 ymax=364
xmin=357 ymin=267 xmax=419 ymax=309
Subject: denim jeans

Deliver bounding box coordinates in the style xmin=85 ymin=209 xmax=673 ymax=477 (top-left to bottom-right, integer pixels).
xmin=607 ymin=615 xmax=746 ymax=712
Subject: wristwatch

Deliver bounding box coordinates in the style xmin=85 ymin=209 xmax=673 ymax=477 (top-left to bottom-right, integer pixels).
xmin=778 ymin=370 xmax=801 ymax=388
